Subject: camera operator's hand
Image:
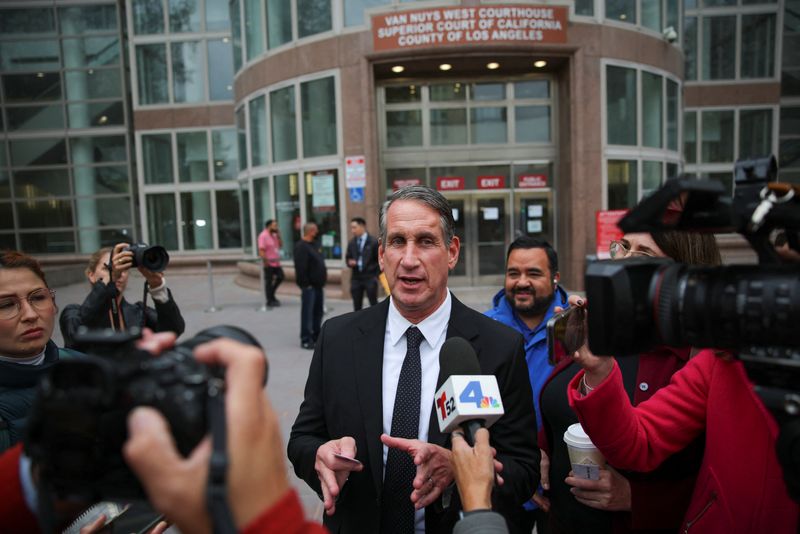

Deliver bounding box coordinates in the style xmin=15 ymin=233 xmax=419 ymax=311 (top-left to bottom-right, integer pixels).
xmin=566 ymin=465 xmax=631 ymax=511
xmin=123 ymin=338 xmax=286 ymax=533
xmin=451 ymin=428 xmax=494 ymax=512
xmin=137 ymin=266 xmax=164 ymax=289
xmin=109 ymin=243 xmax=134 ymax=283
xmin=559 ymin=296 xmax=615 ymax=392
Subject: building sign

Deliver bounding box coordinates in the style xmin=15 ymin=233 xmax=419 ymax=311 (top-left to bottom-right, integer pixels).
xmin=517 ymin=174 xmax=548 ymax=188
xmin=436 ymin=176 xmax=465 ymax=190
xmin=478 ymin=176 xmax=506 ymax=189
xmin=392 ymin=178 xmax=421 ymax=190
xmin=372 ymin=5 xmax=568 ymax=52
xmin=312 ymin=173 xmax=337 ymax=212
xmin=345 ymin=156 xmax=366 ymax=188
xmin=595 ymin=209 xmax=627 ymax=259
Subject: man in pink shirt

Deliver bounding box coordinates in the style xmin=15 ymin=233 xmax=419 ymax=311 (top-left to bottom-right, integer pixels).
xmin=258 ymin=220 xmax=284 ymax=308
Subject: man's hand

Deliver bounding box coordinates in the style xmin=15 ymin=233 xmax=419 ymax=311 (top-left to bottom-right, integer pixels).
xmin=124 ymin=338 xmax=286 ymax=532
xmin=450 ymin=429 xmax=494 ymax=512
xmin=314 ymin=437 xmax=363 ymax=516
xmin=347 ymin=259 xmax=357 ymax=267
xmin=380 ymin=434 xmax=455 ymax=510
xmin=566 ymin=465 xmax=631 ymax=511
xmin=530 ymin=449 xmax=551 ymax=511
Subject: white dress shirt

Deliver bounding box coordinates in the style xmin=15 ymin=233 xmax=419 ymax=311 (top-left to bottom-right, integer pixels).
xmin=382 ymin=291 xmax=452 ymax=533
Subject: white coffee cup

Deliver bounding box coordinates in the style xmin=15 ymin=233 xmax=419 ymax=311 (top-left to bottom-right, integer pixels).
xmin=563 ymin=422 xmax=605 ymax=480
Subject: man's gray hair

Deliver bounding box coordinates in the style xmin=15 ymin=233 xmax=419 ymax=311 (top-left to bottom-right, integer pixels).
xmin=379 ymin=186 xmax=455 ymax=246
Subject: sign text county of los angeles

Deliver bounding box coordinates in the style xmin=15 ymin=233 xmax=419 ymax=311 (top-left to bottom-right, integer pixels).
xmin=372 ymin=5 xmax=568 ymax=51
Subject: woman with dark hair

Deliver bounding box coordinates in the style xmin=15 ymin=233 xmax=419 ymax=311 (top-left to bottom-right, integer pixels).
xmin=59 ymin=242 xmax=185 ymax=351
xmin=536 ymin=230 xmax=721 ymax=534
xmin=0 ymin=250 xmax=77 ymax=453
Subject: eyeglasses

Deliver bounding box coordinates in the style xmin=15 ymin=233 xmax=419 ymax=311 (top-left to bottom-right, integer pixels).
xmin=0 ymin=288 xmax=56 ymax=320
xmin=609 ymin=240 xmax=656 ymax=259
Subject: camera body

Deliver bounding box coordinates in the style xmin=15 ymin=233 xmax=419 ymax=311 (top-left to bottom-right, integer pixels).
xmin=25 ymin=325 xmax=262 ymax=500
xmin=124 ymin=243 xmax=170 ymax=272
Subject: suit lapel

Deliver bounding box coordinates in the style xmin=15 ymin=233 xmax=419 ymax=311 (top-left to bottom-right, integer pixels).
xmin=353 ymin=299 xmax=390 ymax=497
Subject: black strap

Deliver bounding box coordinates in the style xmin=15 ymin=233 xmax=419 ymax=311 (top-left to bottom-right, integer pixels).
xmin=140 ymin=280 xmax=149 ymax=330
xmin=106 ymin=253 xmax=122 ymax=331
xmin=206 ymin=378 xmax=237 ymax=534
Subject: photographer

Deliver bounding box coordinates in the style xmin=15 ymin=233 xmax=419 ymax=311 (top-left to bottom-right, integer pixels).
xmin=566 ymin=295 xmax=799 ymax=532
xmin=60 ymin=243 xmax=185 ymax=351
xmin=537 ymin=228 xmax=720 ymax=533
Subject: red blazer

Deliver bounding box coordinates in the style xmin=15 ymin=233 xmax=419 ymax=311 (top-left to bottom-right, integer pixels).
xmin=243 ymin=490 xmax=327 ymax=534
xmin=569 ymin=350 xmax=799 ymax=534
xmin=0 ymin=444 xmax=39 ymax=533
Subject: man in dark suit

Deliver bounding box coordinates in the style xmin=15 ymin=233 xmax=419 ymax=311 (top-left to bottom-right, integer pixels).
xmin=288 ymin=186 xmax=539 ymax=534
xmin=346 ymin=217 xmax=380 ymax=310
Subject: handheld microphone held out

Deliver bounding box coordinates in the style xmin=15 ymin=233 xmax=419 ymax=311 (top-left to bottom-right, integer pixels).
xmin=434 ymin=337 xmax=504 ymax=446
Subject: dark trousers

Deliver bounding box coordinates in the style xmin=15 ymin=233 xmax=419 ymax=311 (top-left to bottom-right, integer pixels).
xmin=350 ymin=276 xmax=378 ymax=311
xmin=263 ymin=265 xmax=284 ymax=304
xmin=300 ymin=286 xmax=323 ymax=344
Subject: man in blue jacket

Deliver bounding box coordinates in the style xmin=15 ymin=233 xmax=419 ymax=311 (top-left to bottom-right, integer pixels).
xmin=484 ymin=236 xmax=568 ymax=534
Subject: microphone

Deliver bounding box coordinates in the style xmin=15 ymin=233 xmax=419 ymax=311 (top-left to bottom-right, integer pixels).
xmin=434 ymin=337 xmax=504 ymax=446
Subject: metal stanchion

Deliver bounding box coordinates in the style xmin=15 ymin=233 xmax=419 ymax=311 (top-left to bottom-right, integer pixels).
xmin=257 ymin=260 xmax=269 ymax=312
xmin=204 ymin=260 xmax=219 ymax=313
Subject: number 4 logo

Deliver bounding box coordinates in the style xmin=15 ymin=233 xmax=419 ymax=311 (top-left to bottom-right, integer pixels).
xmin=459 ymin=380 xmax=484 ymax=407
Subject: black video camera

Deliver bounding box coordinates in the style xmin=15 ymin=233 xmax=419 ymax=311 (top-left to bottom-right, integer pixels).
xmin=584 ymin=155 xmax=800 ymax=498
xmin=25 ymin=325 xmax=264 ymax=500
xmin=124 ymin=243 xmax=170 ymax=272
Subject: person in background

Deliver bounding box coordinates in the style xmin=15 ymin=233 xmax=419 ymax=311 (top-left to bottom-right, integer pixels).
xmin=345 ymin=217 xmax=379 ymax=311
xmin=484 ymin=236 xmax=568 ymax=533
xmin=59 ymin=243 xmax=185 ymax=351
xmin=258 ymin=219 xmax=284 ymax=308
xmin=293 ymin=223 xmax=327 ymax=350
xmin=538 ymin=229 xmax=721 ymax=533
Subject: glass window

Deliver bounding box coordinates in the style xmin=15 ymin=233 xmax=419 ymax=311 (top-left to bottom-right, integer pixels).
xmin=0 ymin=8 xmax=55 ymax=34
xmin=642 ymin=160 xmax=663 ymax=197
xmin=0 ymin=170 xmax=9 ymax=199
xmin=641 ymin=0 xmax=661 ymax=31
xmin=177 ymin=131 xmax=209 ymax=182
xmin=301 ymin=77 xmax=337 ymax=157
xmin=245 ymin=0 xmax=265 ymax=60
xmin=667 ymin=162 xmax=678 ymax=181
xmin=606 ymin=0 xmax=635 ymax=23
xmin=6 ymin=106 xmax=64 ymax=132
xmin=386 ymin=110 xmax=422 ymax=147
xmin=575 ymin=0 xmax=594 ymax=15
xmin=607 ymin=159 xmax=638 ymax=209
xmin=132 ymin=0 xmax=165 ymax=35
xmin=71 ymin=136 xmax=127 ymax=163
xmin=271 ymin=86 xmax=297 ymax=161
xmin=780 ymin=107 xmax=800 ymax=137
xmin=169 ymin=0 xmax=201 ymax=32
xmin=345 ymin=0 xmax=390 ymax=26
xmin=304 ymin=170 xmax=340 ymax=259
xmin=230 ymin=0 xmax=243 ymax=71
xmin=75 ymin=165 xmax=129 ymax=194
xmin=249 ymin=96 xmax=268 ymax=166
xmin=65 ymin=69 xmax=122 ymax=100
xmin=142 ymin=133 xmax=174 ymax=184
xmin=0 ymin=207 xmax=13 ymax=230
xmin=471 ymin=108 xmax=507 ymax=144
xmin=684 ymin=111 xmax=697 ymax=163
xmin=58 ymin=5 xmax=117 ymax=34
xmin=514 ymin=80 xmax=549 ymax=99
xmin=206 ymin=0 xmax=230 ymax=30
xmin=431 ymin=82 xmax=466 ymax=102
xmin=236 ymin=107 xmax=247 ymax=171
xmin=739 ymin=109 xmax=772 ymax=159
xmin=274 ymin=173 xmax=300 ymax=258
xmin=385 ymin=85 xmax=421 ymax=103
xmin=181 ymin=191 xmax=213 ymax=249
xmin=741 ymin=14 xmax=775 ymax=78
xmin=10 ymin=138 xmax=67 ymax=166
xmin=17 ymin=199 xmax=72 ymax=228
xmin=666 ymin=0 xmax=679 ymax=30
xmin=67 ymin=101 xmax=125 ymax=128
xmin=171 ymin=41 xmax=205 ymax=103
xmin=62 ymin=36 xmax=121 ymax=68
xmin=208 ymin=39 xmax=234 ymax=101
xmin=684 ymin=17 xmax=698 ymax=80
xmin=607 ymin=66 xmax=637 ymax=145
xmin=0 ymin=234 xmax=15 ymax=250
xmin=20 ymin=231 xmax=75 ymax=253
xmin=3 ymin=73 xmax=61 ymax=102
xmin=147 ymin=194 xmax=179 ymax=249
xmin=267 ymin=0 xmax=293 ymax=49
xmin=431 ymin=109 xmax=467 ymax=145
xmin=702 ymin=16 xmax=736 ymax=80
xmin=136 ymin=44 xmax=168 ymax=104
xmin=701 ymin=110 xmax=735 ymax=162
xmin=642 ymin=72 xmax=663 ymax=148
xmin=515 ymin=106 xmax=550 ymax=143
xmin=471 ymin=83 xmax=505 ymax=101
xmin=75 ymin=197 xmax=131 ymax=227
xmin=216 ymin=190 xmax=242 ymax=248
xmin=13 ymin=169 xmax=70 ymax=197
xmin=666 ymin=80 xmax=678 ymax=151
xmin=212 ymin=129 xmax=238 ymax=180
xmin=0 ymin=40 xmax=61 ymax=72
xmin=253 ymin=177 xmax=272 ymax=237
xmin=240 ymin=181 xmax=253 ymax=249
xmin=297 ymin=0 xmax=332 ymax=38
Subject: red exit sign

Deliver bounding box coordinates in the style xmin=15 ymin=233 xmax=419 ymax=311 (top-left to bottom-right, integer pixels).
xmin=436 ymin=176 xmax=465 ymax=190
xmin=478 ymin=176 xmax=506 ymax=189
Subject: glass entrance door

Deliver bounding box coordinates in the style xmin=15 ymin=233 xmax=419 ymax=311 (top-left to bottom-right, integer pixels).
xmin=447 ymin=193 xmax=510 ymax=286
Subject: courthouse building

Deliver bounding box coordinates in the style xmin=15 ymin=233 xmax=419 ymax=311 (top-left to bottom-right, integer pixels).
xmin=0 ymin=0 xmax=796 ymax=287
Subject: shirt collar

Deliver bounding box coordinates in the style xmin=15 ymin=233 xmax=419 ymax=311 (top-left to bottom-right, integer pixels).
xmin=387 ymin=291 xmax=452 ymax=348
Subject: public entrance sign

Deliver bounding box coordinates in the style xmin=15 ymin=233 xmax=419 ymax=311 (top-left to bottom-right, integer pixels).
xmin=436 ymin=176 xmax=465 ymax=190
xmin=392 ymin=178 xmax=421 ymax=190
xmin=372 ymin=5 xmax=568 ymax=52
xmin=478 ymin=176 xmax=506 ymax=189
xmin=595 ymin=209 xmax=627 ymax=259
xmin=517 ymin=174 xmax=548 ymax=188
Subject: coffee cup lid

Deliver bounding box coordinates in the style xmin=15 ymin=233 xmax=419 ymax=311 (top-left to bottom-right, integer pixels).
xmin=563 ymin=423 xmax=596 ymax=449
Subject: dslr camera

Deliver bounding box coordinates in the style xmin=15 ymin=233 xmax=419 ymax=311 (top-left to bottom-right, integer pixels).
xmin=584 ymin=155 xmax=800 ymax=498
xmin=124 ymin=243 xmax=170 ymax=272
xmin=25 ymin=325 xmax=263 ymax=500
